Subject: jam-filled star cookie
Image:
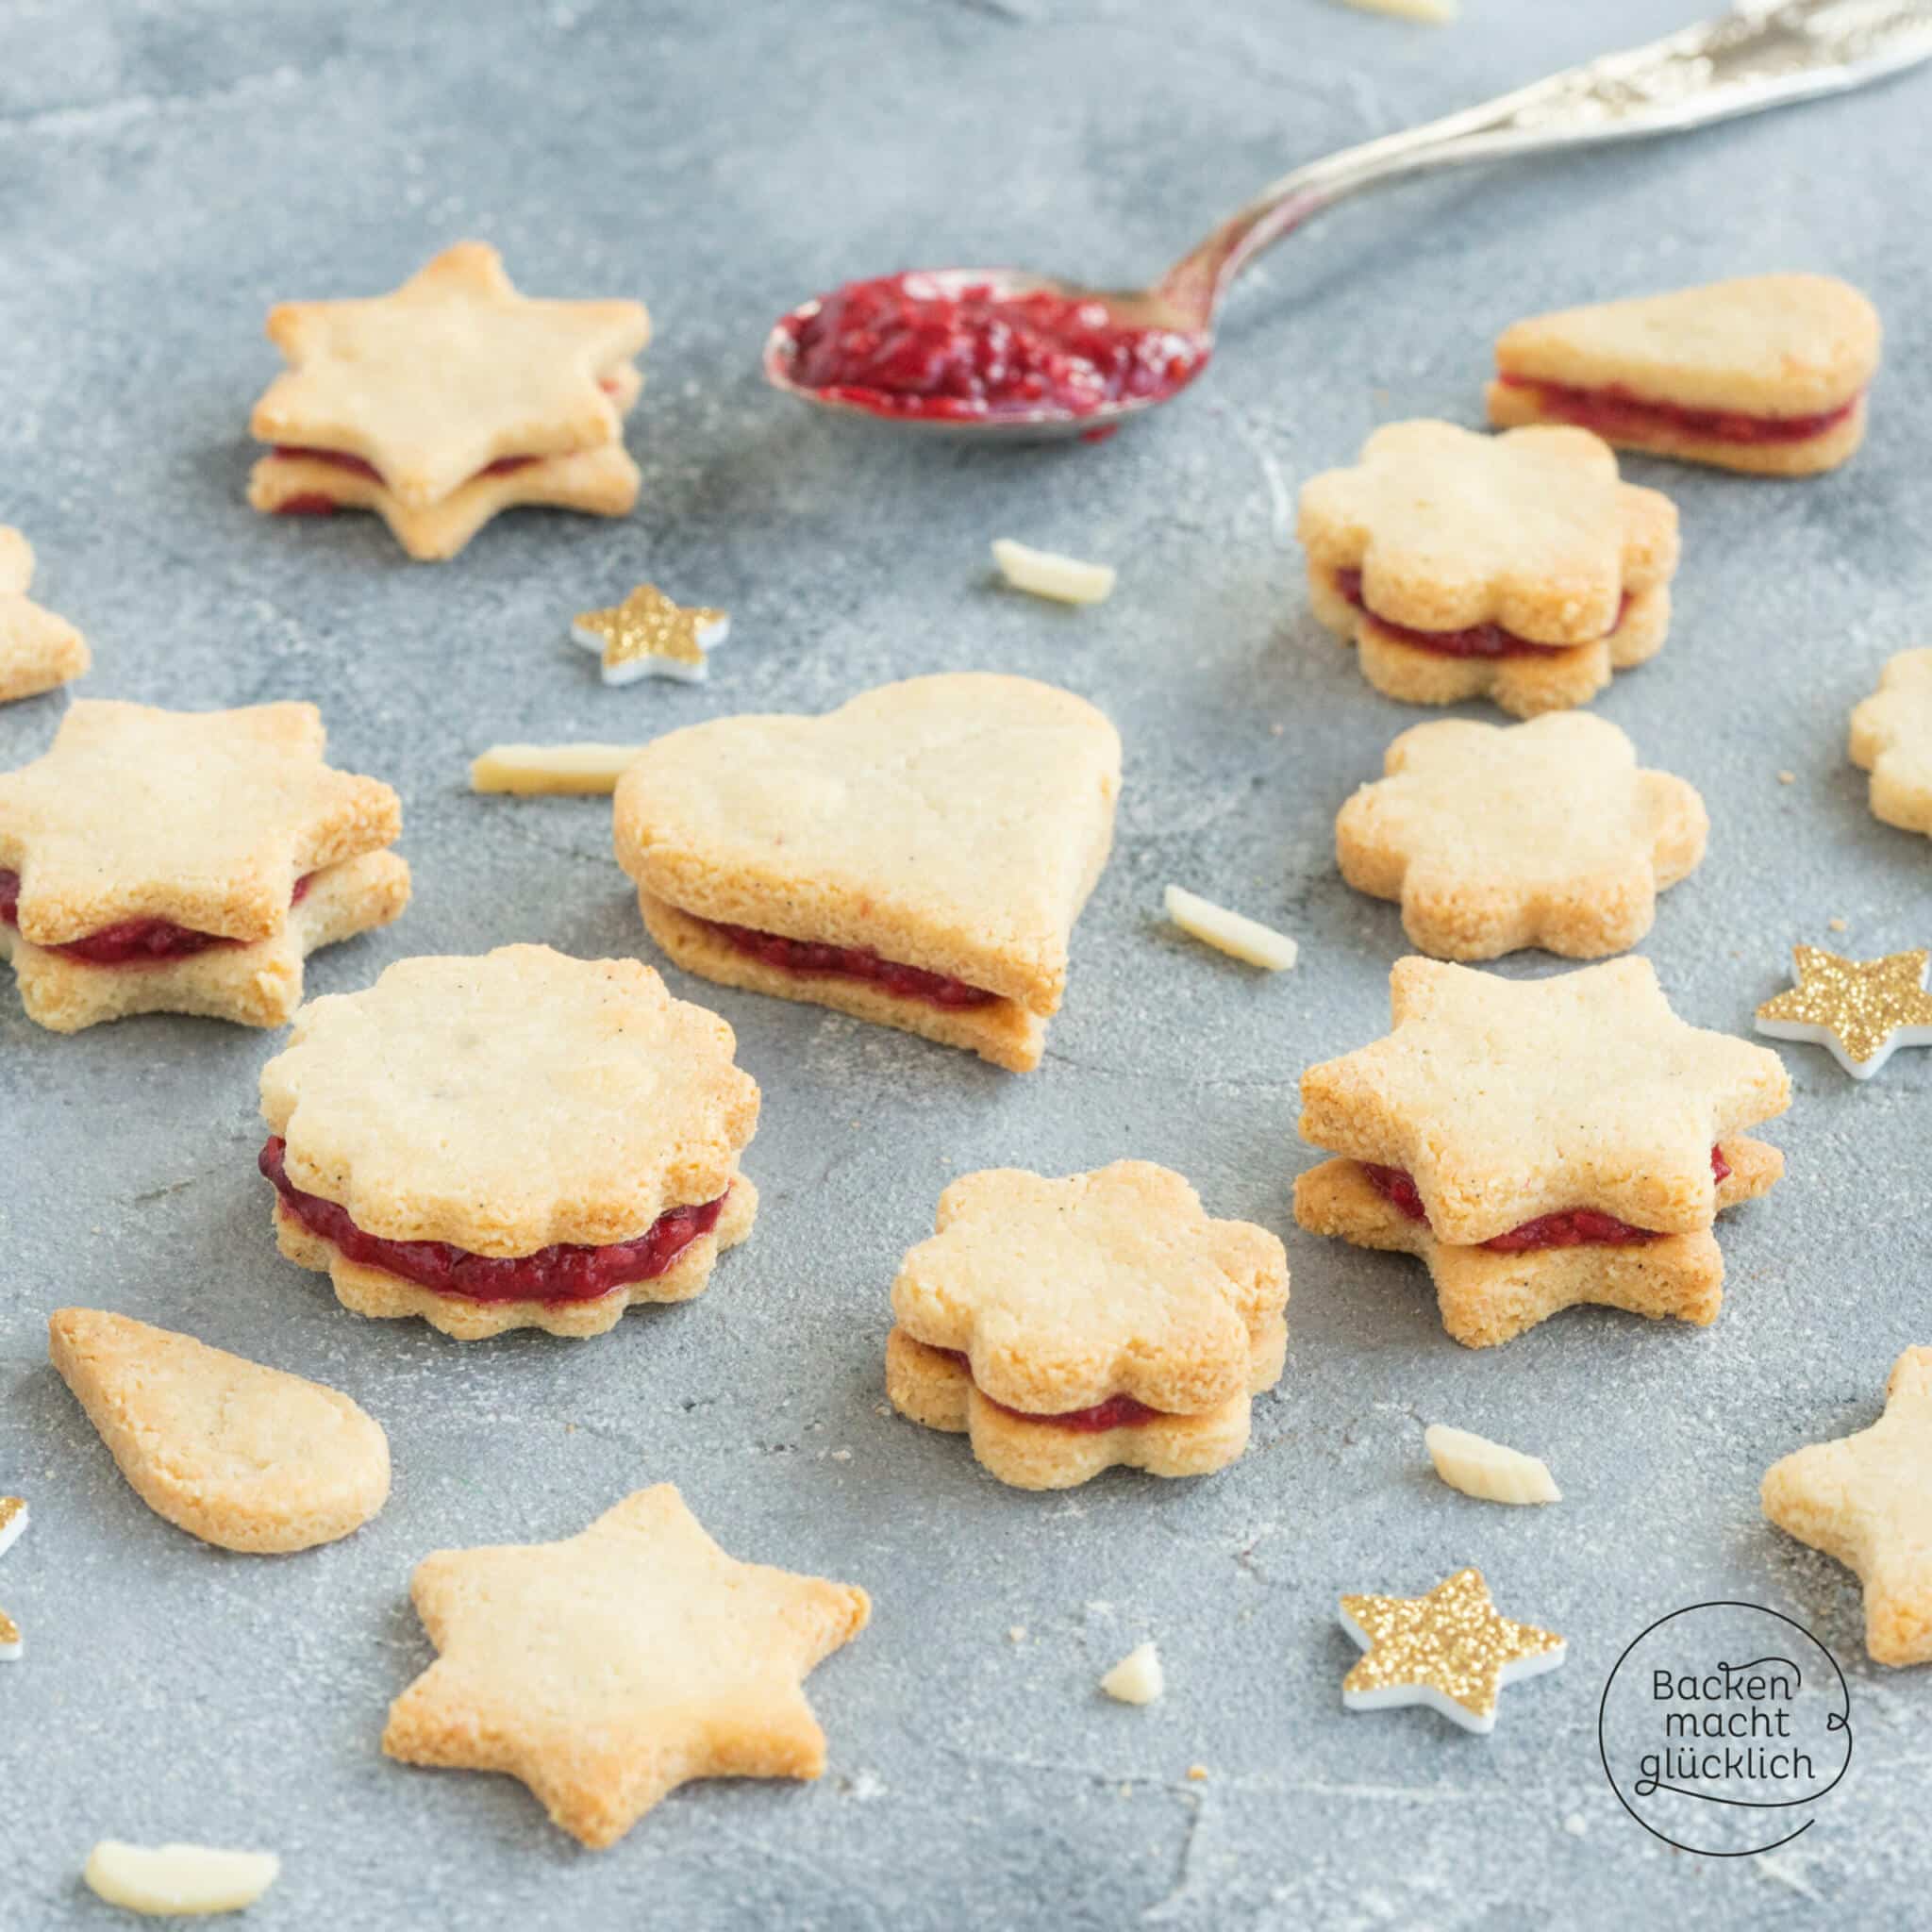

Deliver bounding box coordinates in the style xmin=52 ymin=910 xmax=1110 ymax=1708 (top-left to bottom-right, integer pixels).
xmin=258 ymin=944 xmax=758 ymax=1340
xmin=0 ymin=527 xmax=89 ymax=706
xmin=1293 ymin=958 xmax=1789 ymax=1347
xmin=886 ymin=1161 xmax=1289 ymax=1489
xmin=1337 ymin=713 xmax=1707 ymax=959
xmin=1762 ymin=1347 xmax=1932 ymax=1667
xmin=1849 ymin=648 xmax=1932 ymax=839
xmin=1298 ymin=422 xmax=1678 ymax=717
xmin=1488 ymin=275 xmax=1880 ymax=477
xmin=384 ymin=1484 xmax=870 ymax=1846
xmin=0 ymin=700 xmax=408 ymax=1032
xmin=247 ymin=242 xmax=648 ymax=560
xmin=611 ymin=674 xmax=1121 ymax=1073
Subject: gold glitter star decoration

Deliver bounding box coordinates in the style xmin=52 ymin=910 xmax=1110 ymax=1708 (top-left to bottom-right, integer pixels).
xmin=1755 ymin=945 xmax=1932 ymax=1081
xmin=0 ymin=1495 xmax=28 ymax=1661
xmin=1340 ymin=1567 xmax=1565 ymax=1735
xmin=572 ymin=584 xmax=729 ymax=687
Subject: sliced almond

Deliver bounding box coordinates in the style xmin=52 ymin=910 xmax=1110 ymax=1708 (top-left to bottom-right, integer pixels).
xmin=991 ymin=539 xmax=1116 ymax=606
xmin=1099 ymin=1641 xmax=1165 ymax=1705
xmin=469 ymin=743 xmax=649 ymax=796
xmin=1165 ymin=886 xmax=1298 ymax=971
xmin=83 ymin=1841 xmax=281 ymax=1916
xmin=1341 ymin=0 xmax=1457 ymax=23
xmin=1424 ymin=1424 xmax=1561 ymax=1506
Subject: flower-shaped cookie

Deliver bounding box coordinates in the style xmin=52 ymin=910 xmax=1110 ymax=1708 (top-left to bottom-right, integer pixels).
xmin=886 ymin=1161 xmax=1289 ymax=1489
xmin=1488 ymin=274 xmax=1879 ymax=477
xmin=1298 ymin=422 xmax=1678 ymax=717
xmin=0 ymin=527 xmax=89 ymax=706
xmin=1849 ymin=648 xmax=1932 ymax=838
xmin=385 ymin=1485 xmax=870 ymax=1846
xmin=247 ymin=242 xmax=649 ymax=560
xmin=0 ymin=700 xmax=408 ymax=1031
xmin=1763 ymin=1347 xmax=1932 ymax=1666
xmin=612 ymin=673 xmax=1122 ymax=1072
xmin=258 ymin=945 xmax=759 ymax=1340
xmin=1337 ymin=714 xmax=1707 ymax=958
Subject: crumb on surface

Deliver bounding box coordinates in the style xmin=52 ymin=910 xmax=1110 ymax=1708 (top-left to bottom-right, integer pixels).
xmin=1777 ymin=771 xmax=1795 ymax=784
xmin=1829 ymin=917 xmax=1848 ymax=931
xmin=1187 ymin=1764 xmax=1209 ymax=1782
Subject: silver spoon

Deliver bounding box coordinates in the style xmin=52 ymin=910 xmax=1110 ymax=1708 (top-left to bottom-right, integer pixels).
xmin=764 ymin=0 xmax=1932 ymax=441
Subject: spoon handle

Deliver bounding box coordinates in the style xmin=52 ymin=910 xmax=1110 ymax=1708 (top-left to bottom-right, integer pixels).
xmin=1161 ymin=1 xmax=1932 ymax=319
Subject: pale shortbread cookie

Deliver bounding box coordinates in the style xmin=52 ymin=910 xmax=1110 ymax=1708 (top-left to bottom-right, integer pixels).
xmin=383 ymin=1484 xmax=870 ymax=1847
xmin=1487 ymin=275 xmax=1880 ymax=476
xmin=48 ymin=1307 xmax=389 ymax=1553
xmin=258 ymin=945 xmax=759 ymax=1340
xmin=1762 ymin=1346 xmax=1932 ymax=1667
xmin=1849 ymin=648 xmax=1932 ymax=838
xmin=612 ymin=674 xmax=1122 ymax=1073
xmin=83 ymin=1841 xmax=281 ymax=1916
xmin=1336 ymin=713 xmax=1707 ymax=959
xmin=1293 ymin=1138 xmax=1781 ymax=1348
xmin=1298 ymin=422 xmax=1678 ymax=716
xmin=886 ymin=1161 xmax=1288 ymax=1489
xmin=0 ymin=526 xmax=89 ymax=706
xmin=250 ymin=242 xmax=647 ymax=503
xmin=1299 ymin=957 xmax=1790 ymax=1245
xmin=0 ymin=850 xmax=409 ymax=1034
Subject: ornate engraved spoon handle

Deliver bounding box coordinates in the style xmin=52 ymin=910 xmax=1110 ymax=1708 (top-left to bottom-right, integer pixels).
xmin=1163 ymin=3 xmax=1932 ymax=317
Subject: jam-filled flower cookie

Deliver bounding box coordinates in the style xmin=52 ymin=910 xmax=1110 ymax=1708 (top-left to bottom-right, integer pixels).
xmin=0 ymin=527 xmax=89 ymax=706
xmin=1298 ymin=421 xmax=1678 ymax=718
xmin=1294 ymin=958 xmax=1789 ymax=1348
xmin=258 ymin=944 xmax=758 ymax=1340
xmin=247 ymin=242 xmax=649 ymax=560
xmin=611 ymin=673 xmax=1121 ymax=1073
xmin=384 ymin=1484 xmax=869 ymax=1846
xmin=1849 ymin=648 xmax=1932 ymax=839
xmin=1336 ymin=713 xmax=1707 ymax=959
xmin=885 ymin=1161 xmax=1289 ymax=1489
xmin=1488 ymin=275 xmax=1879 ymax=477
xmin=0 ymin=700 xmax=408 ymax=1032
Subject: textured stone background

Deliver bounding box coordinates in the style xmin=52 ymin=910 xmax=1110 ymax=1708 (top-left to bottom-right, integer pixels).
xmin=3 ymin=1 xmax=1930 ymax=1924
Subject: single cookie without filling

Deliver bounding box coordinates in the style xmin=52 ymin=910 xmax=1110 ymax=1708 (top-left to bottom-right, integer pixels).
xmin=1849 ymin=648 xmax=1932 ymax=838
xmin=0 ymin=526 xmax=89 ymax=706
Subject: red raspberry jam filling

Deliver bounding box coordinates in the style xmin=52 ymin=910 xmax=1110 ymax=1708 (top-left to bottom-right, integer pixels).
xmin=259 ymin=1137 xmax=725 ymax=1305
xmin=694 ymin=915 xmax=999 ymax=1011
xmin=932 ymin=1347 xmax=1163 ymax=1432
xmin=1361 ymin=1145 xmax=1730 ymax=1250
xmin=1496 ymin=375 xmax=1860 ymax=446
xmin=1334 ymin=568 xmax=1630 ymax=659
xmin=1 ymin=872 xmax=311 ymax=966
xmin=781 ymin=273 xmax=1209 ymax=423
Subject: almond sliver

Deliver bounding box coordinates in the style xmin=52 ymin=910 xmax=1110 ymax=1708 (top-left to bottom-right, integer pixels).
xmin=83 ymin=1841 xmax=281 ymax=1916
xmin=470 ymin=743 xmax=649 ymax=796
xmin=1165 ymin=886 xmax=1298 ymax=971
xmin=991 ymin=539 xmax=1116 ymax=606
xmin=1424 ymin=1424 xmax=1561 ymax=1506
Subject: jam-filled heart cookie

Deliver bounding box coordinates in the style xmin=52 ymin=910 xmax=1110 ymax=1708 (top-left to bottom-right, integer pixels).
xmin=258 ymin=944 xmax=758 ymax=1340
xmin=0 ymin=527 xmax=89 ymax=706
xmin=1488 ymin=275 xmax=1879 ymax=477
xmin=247 ymin=242 xmax=649 ymax=560
xmin=1849 ymin=648 xmax=1932 ymax=839
xmin=886 ymin=1161 xmax=1289 ymax=1489
xmin=0 ymin=700 xmax=408 ymax=1032
xmin=1298 ymin=421 xmax=1678 ymax=717
xmin=611 ymin=673 xmax=1122 ymax=1073
xmin=1336 ymin=713 xmax=1707 ymax=959
xmin=1293 ymin=958 xmax=1789 ymax=1347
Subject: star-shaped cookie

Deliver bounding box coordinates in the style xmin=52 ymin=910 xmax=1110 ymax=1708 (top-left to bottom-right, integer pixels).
xmin=1300 ymin=958 xmax=1790 ymax=1245
xmin=573 ymin=584 xmax=730 ymax=686
xmin=886 ymin=1161 xmax=1289 ymax=1488
xmin=1337 ymin=714 xmax=1707 ymax=959
xmin=1341 ymin=1568 xmax=1565 ymax=1734
xmin=258 ymin=945 xmax=759 ymax=1339
xmin=0 ymin=701 xmax=408 ymax=1031
xmin=247 ymin=243 xmax=647 ymax=558
xmin=1298 ymin=421 xmax=1678 ymax=716
xmin=1762 ymin=1347 xmax=1932 ymax=1666
xmin=1756 ymin=945 xmax=1932 ymax=1079
xmin=1849 ymin=648 xmax=1932 ymax=838
xmin=383 ymin=1485 xmax=870 ymax=1846
xmin=0 ymin=527 xmax=89 ymax=706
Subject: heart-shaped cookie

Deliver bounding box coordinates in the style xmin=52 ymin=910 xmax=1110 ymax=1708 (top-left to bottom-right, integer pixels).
xmin=611 ymin=673 xmax=1122 ymax=1072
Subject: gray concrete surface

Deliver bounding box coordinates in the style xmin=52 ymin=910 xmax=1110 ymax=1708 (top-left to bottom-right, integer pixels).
xmin=3 ymin=1 xmax=1930 ymax=1924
